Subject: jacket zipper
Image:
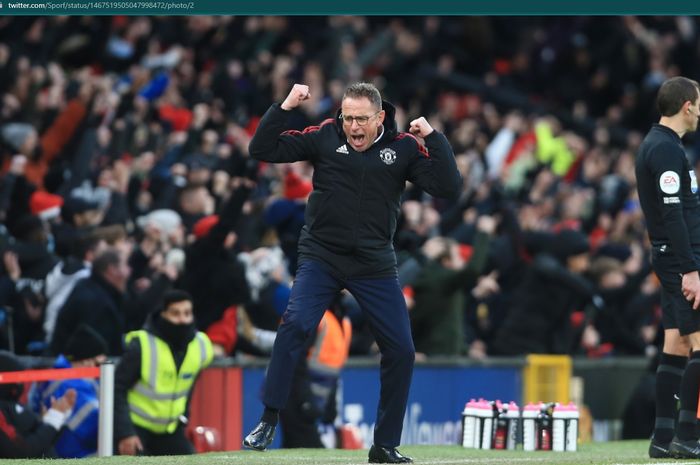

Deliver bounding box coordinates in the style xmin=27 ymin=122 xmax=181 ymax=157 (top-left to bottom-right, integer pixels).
xmin=353 ymin=152 xmax=367 ymax=252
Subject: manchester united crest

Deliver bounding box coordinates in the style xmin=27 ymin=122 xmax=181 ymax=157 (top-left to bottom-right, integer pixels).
xmin=379 ymin=148 xmax=397 ymax=165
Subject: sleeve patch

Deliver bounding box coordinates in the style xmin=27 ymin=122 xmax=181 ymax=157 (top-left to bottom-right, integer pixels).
xmin=659 ymin=170 xmax=681 ymax=194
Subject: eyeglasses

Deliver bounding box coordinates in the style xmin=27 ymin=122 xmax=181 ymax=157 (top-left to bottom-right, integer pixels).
xmin=340 ymin=110 xmax=381 ymax=126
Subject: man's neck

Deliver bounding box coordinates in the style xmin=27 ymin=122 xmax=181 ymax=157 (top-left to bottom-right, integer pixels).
xmin=659 ymin=116 xmax=687 ymax=138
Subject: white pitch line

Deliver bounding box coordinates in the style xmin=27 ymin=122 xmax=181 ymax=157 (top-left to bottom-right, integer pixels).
xmin=612 ymin=463 xmax=700 ymax=465
xmin=406 ymin=459 xmax=548 ymax=464
xmin=216 ymin=455 xmax=700 ymax=465
xmin=219 ymin=456 xmax=551 ymax=464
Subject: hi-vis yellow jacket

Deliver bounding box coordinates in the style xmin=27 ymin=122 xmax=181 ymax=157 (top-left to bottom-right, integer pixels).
xmin=125 ymin=330 xmax=213 ymax=434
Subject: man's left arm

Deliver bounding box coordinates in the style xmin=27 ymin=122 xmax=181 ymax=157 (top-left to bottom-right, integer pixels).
xmin=405 ymin=117 xmax=462 ymax=199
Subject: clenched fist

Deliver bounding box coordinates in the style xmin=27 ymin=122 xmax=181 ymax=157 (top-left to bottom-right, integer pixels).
xmin=281 ymin=84 xmax=311 ymax=111
xmin=408 ymin=117 xmax=434 ymax=138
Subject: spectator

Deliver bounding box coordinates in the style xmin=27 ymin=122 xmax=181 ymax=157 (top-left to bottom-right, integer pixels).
xmin=182 ymin=182 xmax=252 ymax=333
xmin=50 ymin=247 xmax=131 ymax=356
xmin=52 ymin=195 xmax=105 ymax=259
xmin=588 ymin=250 xmax=658 ymax=356
xmin=491 ymin=229 xmax=598 ymax=355
xmin=43 ymin=233 xmax=106 ymax=343
xmin=28 ymin=324 xmax=107 ymax=458
xmin=113 ymin=290 xmax=213 ymax=456
xmin=0 ymin=213 xmax=58 ymax=354
xmin=0 ymin=351 xmax=76 ymax=458
xmin=410 ymin=216 xmax=495 ymax=356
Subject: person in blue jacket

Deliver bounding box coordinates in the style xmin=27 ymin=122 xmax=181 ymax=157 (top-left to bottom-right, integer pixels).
xmin=28 ymin=324 xmax=107 ymax=458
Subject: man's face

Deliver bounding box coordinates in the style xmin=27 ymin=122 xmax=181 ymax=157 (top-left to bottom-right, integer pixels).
xmin=688 ymin=95 xmax=700 ymax=132
xmin=105 ymin=253 xmax=131 ymax=293
xmin=567 ymin=252 xmax=590 ymax=274
xmin=162 ymin=299 xmax=194 ymax=325
xmin=340 ymin=97 xmax=385 ymax=152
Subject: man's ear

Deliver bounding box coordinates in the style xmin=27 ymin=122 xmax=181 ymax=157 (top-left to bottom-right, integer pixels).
xmin=377 ymin=110 xmax=386 ymax=126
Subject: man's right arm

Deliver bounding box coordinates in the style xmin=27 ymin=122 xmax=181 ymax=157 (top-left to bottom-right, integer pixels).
xmin=649 ymin=144 xmax=697 ymax=273
xmin=248 ymin=84 xmax=317 ymax=163
xmin=114 ymin=339 xmax=142 ymax=448
xmin=0 ymin=408 xmax=59 ymax=458
xmin=648 ymin=143 xmax=700 ymax=308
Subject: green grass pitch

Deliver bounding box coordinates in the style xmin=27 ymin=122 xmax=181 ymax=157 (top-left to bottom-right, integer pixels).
xmin=3 ymin=440 xmax=699 ymax=465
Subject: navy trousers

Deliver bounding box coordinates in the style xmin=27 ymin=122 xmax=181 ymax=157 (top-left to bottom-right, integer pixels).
xmin=262 ymin=259 xmax=415 ymax=447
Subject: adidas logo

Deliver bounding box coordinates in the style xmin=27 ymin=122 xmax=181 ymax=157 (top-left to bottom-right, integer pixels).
xmin=336 ymin=144 xmax=349 ymax=154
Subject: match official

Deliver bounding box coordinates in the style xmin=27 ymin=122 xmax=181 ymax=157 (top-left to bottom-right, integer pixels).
xmin=636 ymin=76 xmax=700 ymax=459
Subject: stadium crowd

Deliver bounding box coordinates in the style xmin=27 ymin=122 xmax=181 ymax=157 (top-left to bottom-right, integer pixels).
xmin=0 ymin=15 xmax=698 ymax=367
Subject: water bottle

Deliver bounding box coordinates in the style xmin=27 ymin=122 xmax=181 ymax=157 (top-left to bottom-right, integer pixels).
xmin=552 ymin=403 xmax=566 ymax=452
xmin=505 ymin=401 xmax=520 ymax=450
xmin=462 ymin=399 xmax=477 ymax=448
xmin=563 ymin=402 xmax=579 ymax=452
xmin=481 ymin=400 xmax=496 ymax=449
xmin=473 ymin=399 xmax=486 ymax=449
xmin=522 ymin=403 xmax=539 ymax=452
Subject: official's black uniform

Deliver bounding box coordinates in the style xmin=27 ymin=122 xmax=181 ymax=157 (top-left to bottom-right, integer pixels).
xmin=249 ymin=102 xmax=461 ymax=448
xmin=636 ymin=123 xmax=700 ymax=334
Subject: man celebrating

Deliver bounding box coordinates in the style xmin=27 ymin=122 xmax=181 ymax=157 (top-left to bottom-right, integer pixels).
xmin=243 ymin=82 xmax=461 ymax=463
xmin=636 ymin=76 xmax=700 ymax=459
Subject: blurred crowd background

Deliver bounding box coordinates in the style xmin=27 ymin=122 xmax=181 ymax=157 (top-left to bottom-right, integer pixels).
xmin=0 ymin=16 xmax=698 ymax=362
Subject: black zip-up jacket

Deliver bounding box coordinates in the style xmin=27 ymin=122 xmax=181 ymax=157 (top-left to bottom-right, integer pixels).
xmin=636 ymin=123 xmax=700 ymax=273
xmin=249 ymin=102 xmax=461 ymax=277
xmin=0 ymin=399 xmax=59 ymax=458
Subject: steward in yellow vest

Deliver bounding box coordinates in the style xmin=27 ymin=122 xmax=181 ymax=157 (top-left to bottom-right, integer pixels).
xmin=114 ymin=290 xmax=213 ymax=456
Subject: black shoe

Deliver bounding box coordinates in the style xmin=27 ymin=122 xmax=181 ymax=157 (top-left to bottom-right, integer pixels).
xmin=368 ymin=445 xmax=413 ymax=463
xmin=648 ymin=438 xmax=671 ymax=458
xmin=669 ymin=436 xmax=700 ymax=459
xmin=243 ymin=421 xmax=275 ymax=451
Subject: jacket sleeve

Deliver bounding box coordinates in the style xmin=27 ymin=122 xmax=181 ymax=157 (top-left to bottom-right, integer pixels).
xmin=406 ymin=131 xmax=462 ymax=200
xmin=533 ymin=254 xmax=595 ymax=300
xmin=648 ymin=142 xmax=697 ymax=273
xmin=204 ymin=184 xmax=253 ymax=247
xmin=248 ymin=104 xmax=317 ymax=163
xmin=113 ymin=338 xmax=142 ymax=441
xmin=40 ymin=98 xmax=88 ymax=164
xmin=0 ymin=406 xmax=59 ymax=458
